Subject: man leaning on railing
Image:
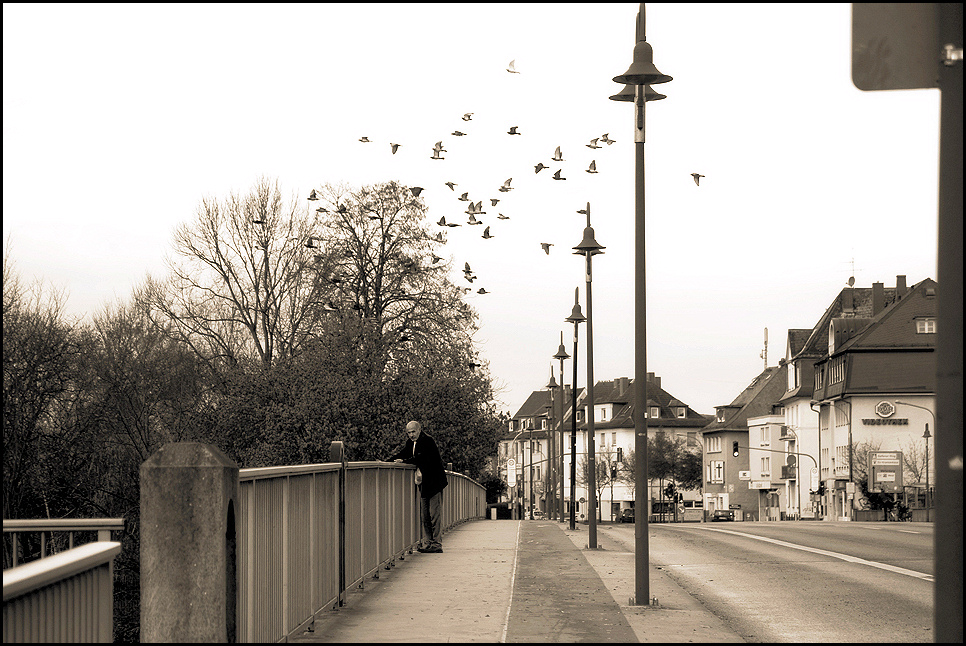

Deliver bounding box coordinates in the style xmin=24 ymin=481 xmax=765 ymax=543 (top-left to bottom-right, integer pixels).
xmin=385 ymin=421 xmax=449 ymax=553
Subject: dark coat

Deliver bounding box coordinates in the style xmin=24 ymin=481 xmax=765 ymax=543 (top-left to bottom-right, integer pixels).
xmin=389 ymin=431 xmax=449 ymax=499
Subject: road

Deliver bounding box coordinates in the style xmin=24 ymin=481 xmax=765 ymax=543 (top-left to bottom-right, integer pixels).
xmin=600 ymin=521 xmax=933 ymax=643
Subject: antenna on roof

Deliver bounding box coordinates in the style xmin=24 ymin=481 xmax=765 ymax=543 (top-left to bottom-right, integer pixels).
xmin=759 ymin=327 xmax=768 ymax=369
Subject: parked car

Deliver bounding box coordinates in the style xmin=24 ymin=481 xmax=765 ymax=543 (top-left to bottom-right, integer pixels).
xmin=619 ymin=508 xmax=634 ymax=523
xmin=711 ymin=509 xmax=735 ymax=522
xmin=532 ymin=509 xmax=546 ymax=520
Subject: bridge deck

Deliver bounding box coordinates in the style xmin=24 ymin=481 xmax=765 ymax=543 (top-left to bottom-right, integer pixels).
xmin=291 ymin=519 xmax=742 ymax=643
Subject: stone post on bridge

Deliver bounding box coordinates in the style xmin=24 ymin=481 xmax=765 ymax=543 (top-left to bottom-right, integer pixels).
xmin=140 ymin=442 xmax=239 ymax=642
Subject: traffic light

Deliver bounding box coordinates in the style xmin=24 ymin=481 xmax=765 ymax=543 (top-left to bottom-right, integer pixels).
xmin=816 ymin=482 xmax=826 ymax=496
xmin=732 ymin=441 xmax=740 ymax=457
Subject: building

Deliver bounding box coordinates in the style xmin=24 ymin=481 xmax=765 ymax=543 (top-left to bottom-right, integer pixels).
xmin=501 ymin=373 xmax=710 ymax=522
xmin=810 ymin=277 xmax=937 ymax=520
xmin=701 ymin=366 xmax=787 ymax=521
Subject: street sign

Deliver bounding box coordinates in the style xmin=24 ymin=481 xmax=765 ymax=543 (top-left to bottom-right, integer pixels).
xmin=869 ymin=450 xmax=903 ymax=493
xmin=507 ymin=459 xmax=516 ymax=487
xmin=852 ymin=3 xmax=940 ymax=91
xmin=738 ymin=470 xmax=751 ymax=480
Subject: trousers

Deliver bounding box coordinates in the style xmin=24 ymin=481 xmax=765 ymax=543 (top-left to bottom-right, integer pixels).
xmin=420 ymin=491 xmax=443 ymax=548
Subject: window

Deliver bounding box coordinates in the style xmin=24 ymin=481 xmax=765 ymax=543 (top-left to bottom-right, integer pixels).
xmin=677 ymin=407 xmax=686 ymax=418
xmin=708 ymin=460 xmax=724 ymax=484
xmin=650 ymin=406 xmax=660 ymax=419
xmin=916 ymin=318 xmax=936 ymax=334
xmin=787 ymin=361 xmax=798 ymax=390
xmin=706 ymin=436 xmax=721 ymax=453
xmin=760 ymin=456 xmax=770 ymax=477
xmin=611 ymin=432 xmax=617 ymax=446
xmin=760 ymin=427 xmax=770 ymax=446
xmin=716 ymin=409 xmax=727 ymax=422
xmin=599 ymin=407 xmax=608 ymax=422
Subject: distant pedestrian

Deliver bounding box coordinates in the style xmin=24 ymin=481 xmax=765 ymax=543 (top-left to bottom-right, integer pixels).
xmin=387 ymin=421 xmax=448 ymax=553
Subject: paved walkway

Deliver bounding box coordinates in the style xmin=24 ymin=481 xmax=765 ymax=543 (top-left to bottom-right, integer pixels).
xmin=292 ymin=519 xmax=744 ymax=643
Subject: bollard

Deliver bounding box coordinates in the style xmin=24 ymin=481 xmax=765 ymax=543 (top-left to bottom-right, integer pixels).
xmin=140 ymin=443 xmax=238 ymax=642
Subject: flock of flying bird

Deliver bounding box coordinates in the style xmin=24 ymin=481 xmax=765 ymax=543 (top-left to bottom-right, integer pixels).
xmin=347 ymin=60 xmax=704 ymax=297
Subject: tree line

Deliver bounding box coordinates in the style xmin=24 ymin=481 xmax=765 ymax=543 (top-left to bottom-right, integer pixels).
xmin=3 ymin=178 xmax=506 ymax=640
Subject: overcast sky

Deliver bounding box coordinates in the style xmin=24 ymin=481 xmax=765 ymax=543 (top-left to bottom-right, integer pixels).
xmin=3 ymin=3 xmax=941 ymax=416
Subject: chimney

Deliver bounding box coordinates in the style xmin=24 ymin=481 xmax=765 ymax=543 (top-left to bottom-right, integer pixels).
xmin=841 ymin=286 xmax=854 ymax=312
xmin=872 ymin=282 xmax=885 ymax=316
xmin=617 ymin=377 xmax=629 ymax=396
xmin=896 ymin=275 xmax=907 ymax=298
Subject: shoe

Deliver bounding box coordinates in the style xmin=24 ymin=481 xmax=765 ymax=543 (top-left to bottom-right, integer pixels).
xmin=426 ymin=545 xmax=443 ymax=553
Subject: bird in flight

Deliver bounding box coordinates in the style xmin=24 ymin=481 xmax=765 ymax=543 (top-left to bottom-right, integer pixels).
xmin=534 ymin=162 xmax=548 ymax=173
xmin=497 ymin=213 xmax=510 ymax=220
xmin=458 ymin=192 xmax=470 ymax=201
xmin=691 ymin=173 xmax=705 ymax=186
xmin=434 ymin=232 xmax=446 ymax=242
xmin=451 ymin=131 xmax=467 ymax=136
xmin=506 ymin=59 xmax=520 ymax=74
xmin=359 ymin=136 xmax=371 ymax=143
xmin=552 ymin=146 xmax=564 ymax=162
xmin=430 ymin=149 xmax=444 ymax=160
xmin=541 ymin=243 xmax=553 ymax=254
xmin=430 ymin=253 xmax=443 ymax=264
xmin=462 ymin=113 xmax=473 ymax=121
xmin=445 ymin=181 xmax=457 ymax=191
xmin=601 ymin=133 xmax=616 ymax=145
xmin=552 ymin=169 xmax=566 ymax=181
xmin=586 ymin=161 xmax=597 ymax=174
xmin=482 ymin=226 xmax=493 ymax=239
xmin=490 ymin=198 xmax=500 ymax=206
xmin=390 ymin=143 xmax=401 ymax=154
xmin=507 ymin=126 xmax=521 ymax=135
xmin=446 ymin=220 xmax=461 ymax=227
xmin=467 ymin=213 xmax=481 ymax=225
xmin=433 ymin=141 xmax=446 ymax=154
xmin=437 ymin=216 xmax=448 ymax=226
xmin=467 ymin=201 xmax=485 ymax=216
xmin=586 ymin=138 xmax=601 ymax=149
xmin=498 ymin=178 xmax=513 ymax=192
xmin=410 ymin=186 xmax=424 ymax=197
xmin=477 ymin=288 xmax=490 ymax=294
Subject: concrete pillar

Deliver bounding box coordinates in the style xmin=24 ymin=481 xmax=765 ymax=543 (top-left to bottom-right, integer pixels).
xmin=140 ymin=442 xmax=239 ymax=642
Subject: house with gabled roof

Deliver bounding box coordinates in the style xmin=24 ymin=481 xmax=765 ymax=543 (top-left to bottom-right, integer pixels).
xmin=811 ymin=276 xmax=937 ymax=520
xmin=701 ymin=366 xmax=787 ymax=521
xmin=502 ymin=373 xmax=710 ymax=522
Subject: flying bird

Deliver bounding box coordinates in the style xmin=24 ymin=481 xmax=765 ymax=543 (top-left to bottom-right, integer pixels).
xmin=552 ymin=169 xmax=566 ymax=180
xmin=507 ymin=126 xmax=521 ymax=135
xmin=540 ymin=243 xmax=553 ymax=254
xmin=477 ymin=288 xmax=490 ymax=294
xmin=586 ymin=160 xmax=598 ymax=174
xmin=534 ymin=162 xmax=548 ymax=173
xmin=506 ymin=59 xmax=520 ymax=73
xmin=498 ymin=178 xmax=513 ymax=192
xmin=467 ymin=213 xmax=481 ymax=225
xmin=465 ymin=273 xmax=476 ymax=283
xmin=691 ymin=173 xmax=705 ymax=186
xmin=308 ymin=189 xmax=319 ymax=200
xmin=434 ymin=232 xmax=446 ymax=242
xmin=586 ymin=138 xmax=601 ymax=149
xmin=601 ymin=133 xmax=615 ymax=145
xmin=446 ymin=220 xmax=461 ymax=227
xmin=390 ymin=143 xmax=401 ymax=154
xmin=552 ymin=146 xmax=564 ymax=162
xmin=497 ymin=213 xmax=510 ymax=220
xmin=437 ymin=216 xmax=448 ymax=226
xmin=464 ymin=262 xmax=472 ymax=273
xmin=482 ymin=226 xmax=493 ymax=239
xmin=462 ymin=113 xmax=473 ymax=121
xmin=430 ymin=149 xmax=445 ymax=160
xmin=451 ymin=131 xmax=467 ymax=136
xmin=431 ymin=253 xmax=443 ymax=264
xmin=410 ymin=186 xmax=424 ymax=197
xmin=445 ymin=181 xmax=457 ymax=191
xmin=490 ymin=198 xmax=500 ymax=206
xmin=359 ymin=136 xmax=371 ymax=143
xmin=458 ymin=192 xmax=470 ymax=201
xmin=433 ymin=141 xmax=446 ymax=153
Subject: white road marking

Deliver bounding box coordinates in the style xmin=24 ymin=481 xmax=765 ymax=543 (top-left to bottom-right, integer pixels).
xmin=674 ymin=525 xmax=934 ymax=582
xmin=500 ymin=520 xmax=522 ymax=643
xmin=897 ymin=529 xmax=920 ymax=534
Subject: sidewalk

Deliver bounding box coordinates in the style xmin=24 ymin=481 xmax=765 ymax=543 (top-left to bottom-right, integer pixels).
xmin=292 ymin=519 xmax=744 ymax=643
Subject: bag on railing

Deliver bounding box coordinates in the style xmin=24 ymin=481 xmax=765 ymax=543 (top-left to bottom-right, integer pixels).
xmin=414 ymin=468 xmax=423 ymax=485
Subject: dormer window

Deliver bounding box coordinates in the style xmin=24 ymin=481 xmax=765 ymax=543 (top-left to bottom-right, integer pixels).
xmin=676 ymin=407 xmax=686 ymax=418
xmin=915 ymin=318 xmax=936 ymax=334
xmin=649 ymin=406 xmax=660 ymax=419
xmin=716 ymin=409 xmax=726 ymax=422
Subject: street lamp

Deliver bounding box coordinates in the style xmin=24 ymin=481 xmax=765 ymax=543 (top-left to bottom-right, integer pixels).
xmin=895 ymin=400 xmax=936 ymax=521
xmin=554 ymin=333 xmax=570 ymax=524
xmin=546 ymin=369 xmax=559 ymax=520
xmin=610 ymin=2 xmax=672 ymax=606
xmin=573 ymin=202 xmax=605 ymax=549
xmin=565 ymin=289 xmax=585 ymax=530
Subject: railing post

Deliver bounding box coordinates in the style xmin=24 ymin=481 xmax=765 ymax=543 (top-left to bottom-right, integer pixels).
xmin=140 ymin=442 xmax=239 ymax=642
xmin=330 ymin=441 xmax=347 ymax=607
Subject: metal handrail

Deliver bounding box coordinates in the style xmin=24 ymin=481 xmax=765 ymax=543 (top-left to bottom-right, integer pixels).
xmin=3 ymin=518 xmax=126 ymax=568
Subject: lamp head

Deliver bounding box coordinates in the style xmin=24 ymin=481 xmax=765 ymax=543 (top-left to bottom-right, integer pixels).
xmin=547 ymin=374 xmax=558 ymax=389
xmin=566 ymin=301 xmax=586 ymax=325
xmin=554 ymin=339 xmax=570 ymax=361
xmin=573 ymin=226 xmax=605 ymax=256
xmin=613 ymin=40 xmax=673 ymax=86
xmin=609 ymin=83 xmax=666 ymax=102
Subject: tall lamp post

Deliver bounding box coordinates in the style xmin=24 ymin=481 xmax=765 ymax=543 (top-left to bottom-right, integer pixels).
xmin=610 ymin=2 xmax=672 ymax=605
xmin=565 ymin=289 xmax=585 ymax=530
xmin=554 ymin=333 xmax=570 ymax=524
xmin=895 ymin=400 xmax=936 ymax=521
xmin=573 ymin=202 xmax=605 ymax=549
xmin=546 ymin=370 xmax=559 ymax=520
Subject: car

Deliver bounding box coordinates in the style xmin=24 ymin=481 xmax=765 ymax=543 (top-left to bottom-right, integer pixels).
xmin=531 ymin=509 xmax=546 ymax=520
xmin=711 ymin=509 xmax=735 ymax=522
xmin=619 ymin=508 xmax=635 ymax=523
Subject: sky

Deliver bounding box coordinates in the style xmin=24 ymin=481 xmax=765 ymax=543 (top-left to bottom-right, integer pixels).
xmin=3 ymin=4 xmax=941 ymax=417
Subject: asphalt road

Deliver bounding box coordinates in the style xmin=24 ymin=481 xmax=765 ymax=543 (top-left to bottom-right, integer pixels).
xmin=601 ymin=521 xmax=933 ymax=643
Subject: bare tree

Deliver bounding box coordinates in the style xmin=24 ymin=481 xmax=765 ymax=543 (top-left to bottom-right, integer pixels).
xmin=137 ymin=177 xmax=339 ymax=370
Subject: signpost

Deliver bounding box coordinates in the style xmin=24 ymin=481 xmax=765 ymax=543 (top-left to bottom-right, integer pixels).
xmin=869 ymin=451 xmax=903 ymax=494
